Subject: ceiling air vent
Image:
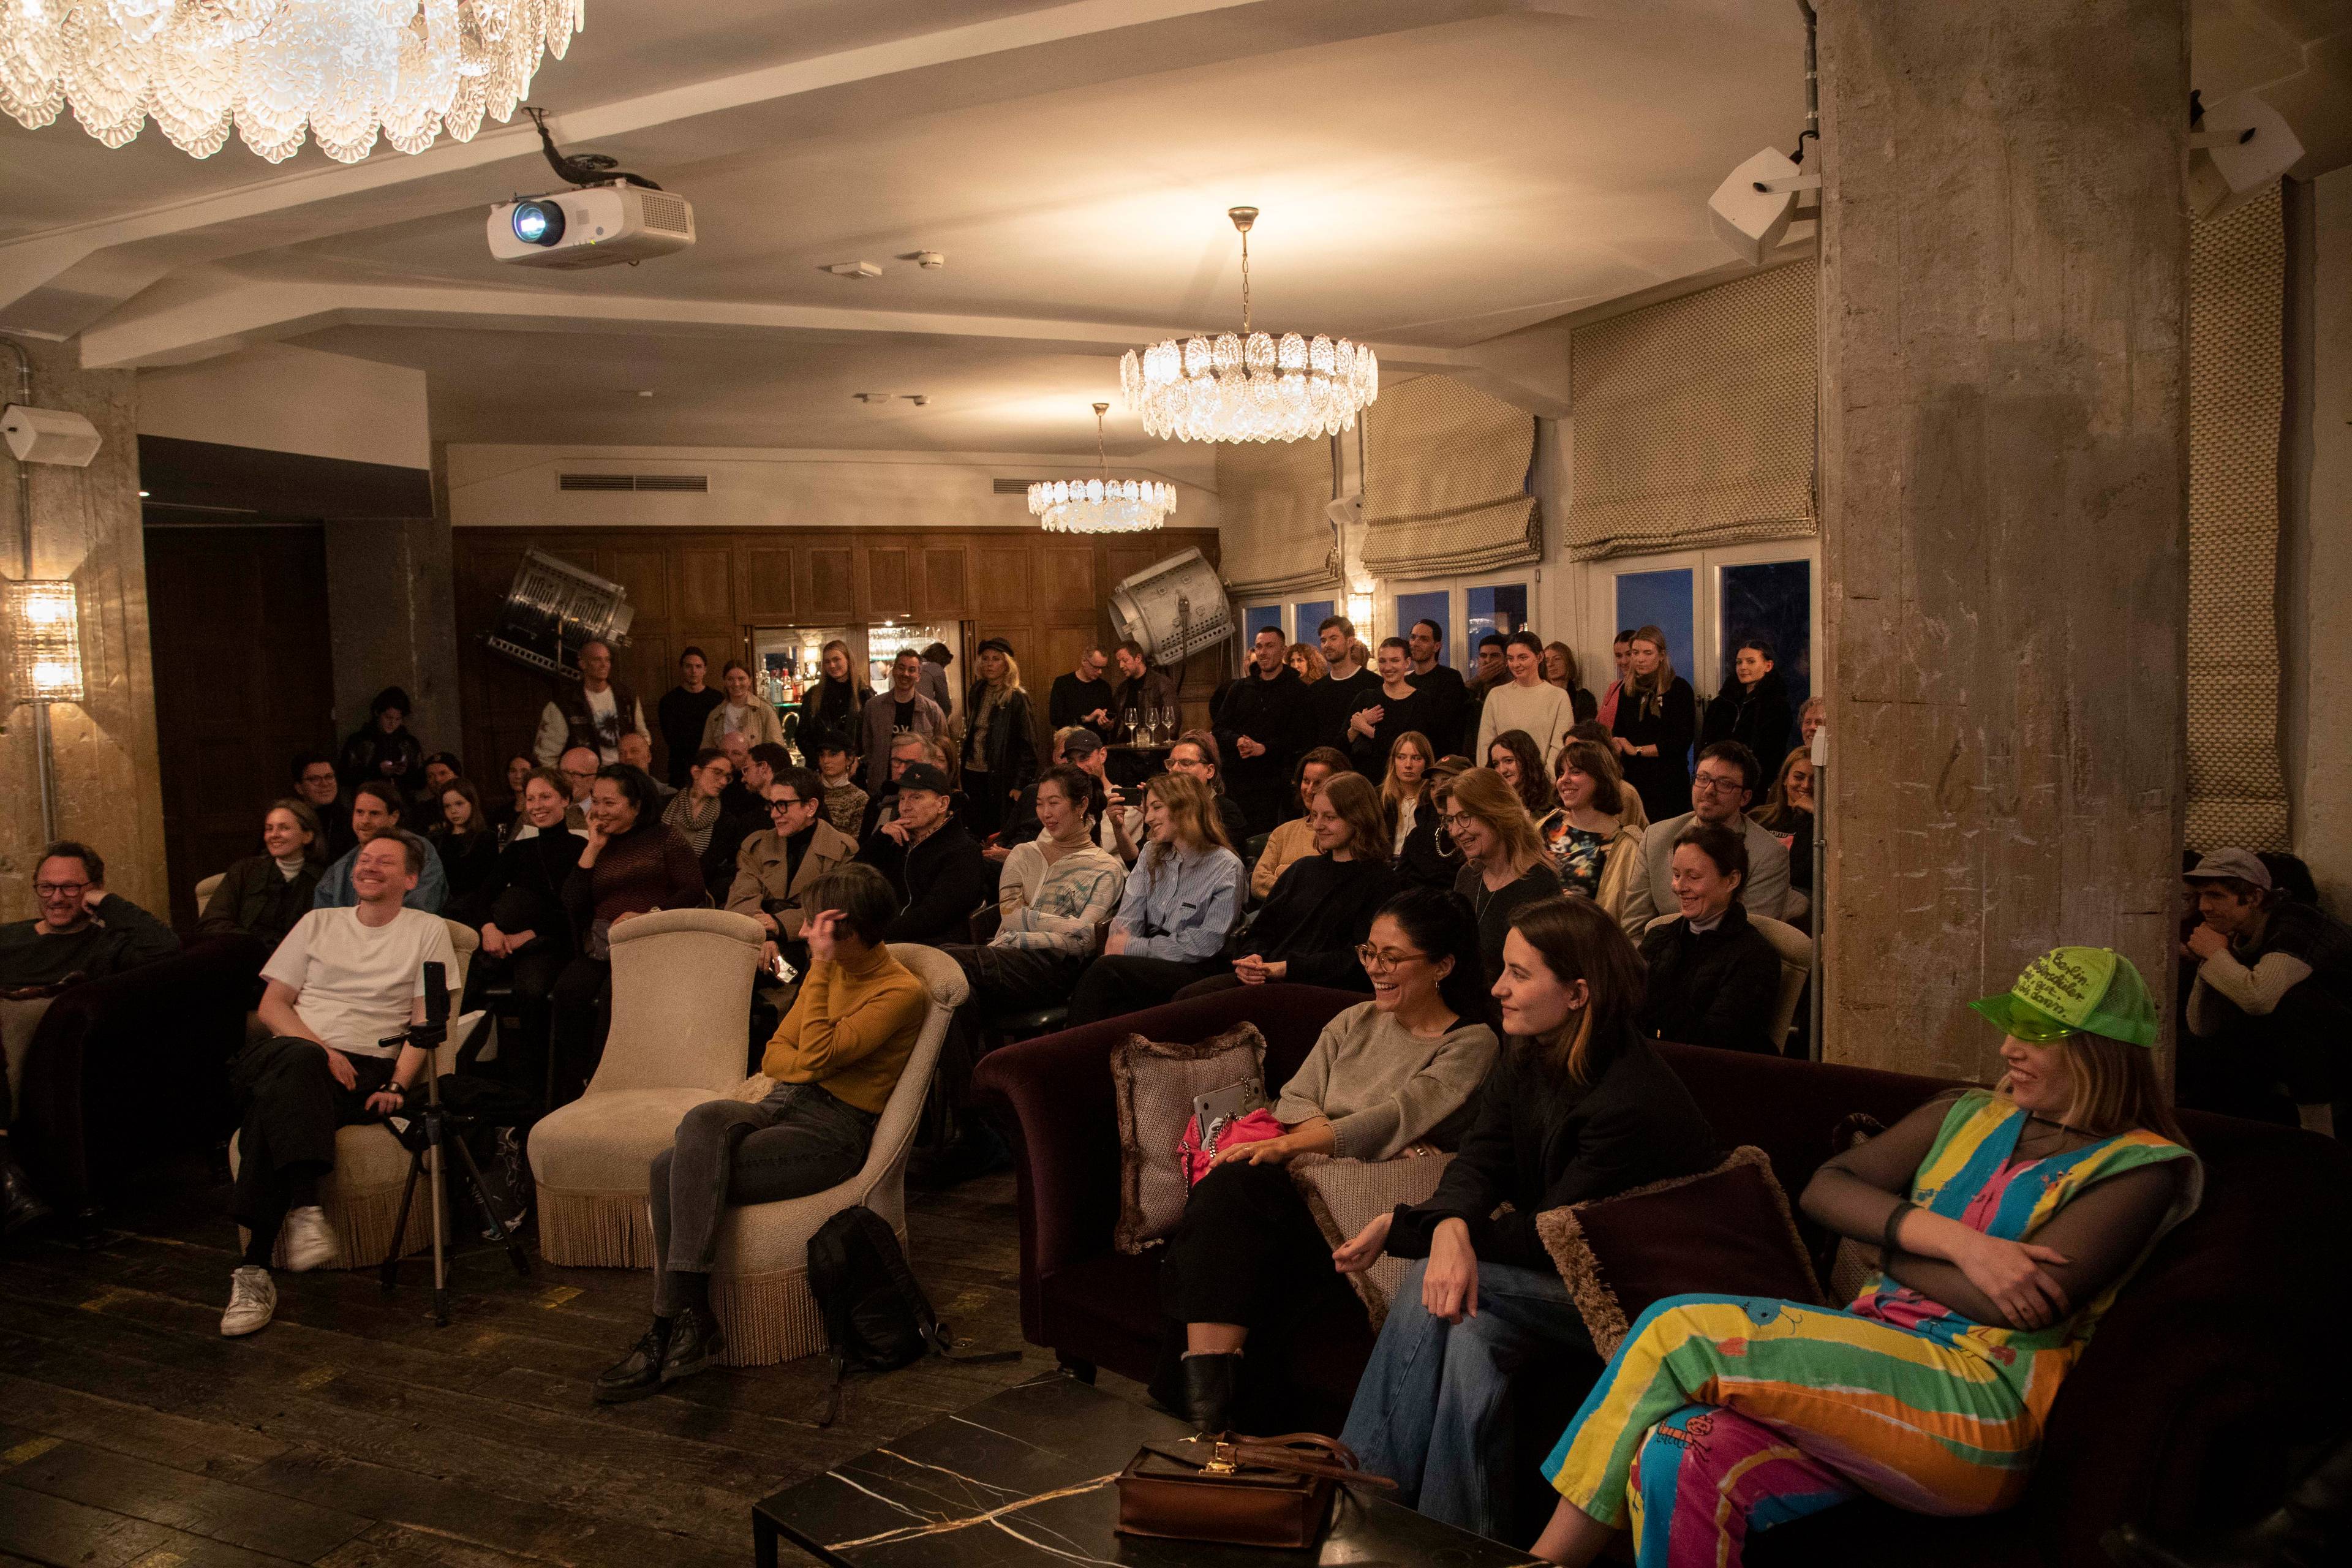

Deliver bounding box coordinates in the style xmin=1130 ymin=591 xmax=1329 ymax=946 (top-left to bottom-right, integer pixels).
xmin=992 ymin=478 xmax=1040 ymax=495
xmin=559 ymin=473 xmax=709 ymax=493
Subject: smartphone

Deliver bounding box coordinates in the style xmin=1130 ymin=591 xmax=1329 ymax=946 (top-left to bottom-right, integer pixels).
xmin=1191 ymin=1077 xmax=1269 ymax=1132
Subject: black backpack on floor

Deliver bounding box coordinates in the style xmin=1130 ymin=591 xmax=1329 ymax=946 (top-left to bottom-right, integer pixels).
xmin=807 ymin=1204 xmax=1016 ymax=1425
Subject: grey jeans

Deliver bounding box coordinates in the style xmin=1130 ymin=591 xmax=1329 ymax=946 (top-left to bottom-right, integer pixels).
xmin=649 ymin=1080 xmax=878 ymax=1311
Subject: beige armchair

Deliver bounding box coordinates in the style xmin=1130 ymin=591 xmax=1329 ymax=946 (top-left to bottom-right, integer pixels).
xmin=229 ymin=918 xmax=480 ymax=1268
xmin=704 ymin=942 xmax=965 ymax=1366
xmin=1747 ymin=912 xmax=1814 ymax=1054
xmin=527 ymin=908 xmax=763 ymax=1267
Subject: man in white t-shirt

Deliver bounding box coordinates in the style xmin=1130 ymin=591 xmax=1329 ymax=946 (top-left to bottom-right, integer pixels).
xmin=222 ymin=834 xmax=458 ymax=1338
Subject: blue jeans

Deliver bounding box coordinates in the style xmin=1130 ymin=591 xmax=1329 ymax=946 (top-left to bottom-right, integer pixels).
xmin=1340 ymin=1257 xmax=1595 ymax=1542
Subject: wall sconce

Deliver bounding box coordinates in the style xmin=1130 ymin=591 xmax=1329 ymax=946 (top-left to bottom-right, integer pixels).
xmin=8 ymin=579 xmax=85 ymax=705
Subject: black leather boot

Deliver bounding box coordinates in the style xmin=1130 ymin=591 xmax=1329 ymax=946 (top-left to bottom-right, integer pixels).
xmin=1173 ymin=1350 xmax=1242 ymax=1433
xmin=660 ymin=1305 xmax=726 ymax=1385
xmin=2106 ymin=1433 xmax=2352 ymax=1568
xmin=592 ymin=1319 xmax=673 ymax=1404
xmin=1 ymin=1150 xmax=53 ymax=1237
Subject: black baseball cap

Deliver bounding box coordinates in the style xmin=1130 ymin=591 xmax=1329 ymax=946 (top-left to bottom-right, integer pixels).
xmin=1061 ymin=729 xmax=1104 ymax=758
xmin=897 ymin=763 xmax=952 ymax=796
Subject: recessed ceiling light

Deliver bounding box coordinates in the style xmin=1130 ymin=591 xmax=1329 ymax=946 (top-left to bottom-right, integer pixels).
xmin=631 ymin=389 xmax=654 ymax=398
xmin=138 ymin=489 xmax=150 ymax=496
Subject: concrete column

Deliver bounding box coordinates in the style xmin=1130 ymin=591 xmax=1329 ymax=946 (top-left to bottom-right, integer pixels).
xmin=1815 ymin=1 xmax=2190 ymax=1080
xmin=2293 ymin=167 xmax=2352 ymax=910
xmin=0 ymin=335 xmax=167 ymax=921
xmin=323 ymin=514 xmax=462 ymax=756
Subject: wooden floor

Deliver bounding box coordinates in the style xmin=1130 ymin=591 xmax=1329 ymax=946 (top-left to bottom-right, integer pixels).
xmin=0 ymin=1153 xmax=1063 ymax=1568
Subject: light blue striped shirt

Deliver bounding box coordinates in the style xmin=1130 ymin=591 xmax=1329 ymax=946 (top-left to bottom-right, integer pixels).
xmin=1110 ymin=843 xmax=1243 ymax=962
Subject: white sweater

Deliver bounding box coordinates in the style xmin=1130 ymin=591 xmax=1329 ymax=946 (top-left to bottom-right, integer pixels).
xmin=1476 ymin=680 xmax=1577 ymax=772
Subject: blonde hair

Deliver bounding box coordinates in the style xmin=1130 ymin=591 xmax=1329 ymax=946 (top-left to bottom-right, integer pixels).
xmin=1445 ymin=766 xmax=1548 ymax=880
xmin=1752 ymin=748 xmax=1812 ymax=833
xmin=1144 ymin=771 xmax=1231 ymax=859
xmin=1629 ymin=624 xmax=1678 ymax=720
xmin=1381 ymin=730 xmax=1436 ymax=819
xmin=1995 ymin=1035 xmax=2188 ymax=1147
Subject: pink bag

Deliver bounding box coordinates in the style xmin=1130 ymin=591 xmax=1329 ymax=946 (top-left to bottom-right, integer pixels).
xmin=1178 ymin=1107 xmax=1287 ymax=1187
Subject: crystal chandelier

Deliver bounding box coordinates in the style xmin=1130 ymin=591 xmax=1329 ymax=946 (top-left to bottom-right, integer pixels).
xmin=0 ymin=1 xmax=586 ymax=165
xmin=1030 ymin=403 xmax=1174 ymax=535
xmin=1121 ymin=206 xmax=1378 ymax=445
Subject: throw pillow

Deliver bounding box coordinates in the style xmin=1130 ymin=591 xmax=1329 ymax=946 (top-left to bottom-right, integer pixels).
xmin=1110 ymin=1022 xmax=1267 ymax=1254
xmin=1289 ymin=1150 xmax=1453 ymax=1330
xmin=1534 ymin=1145 xmax=1826 ymax=1358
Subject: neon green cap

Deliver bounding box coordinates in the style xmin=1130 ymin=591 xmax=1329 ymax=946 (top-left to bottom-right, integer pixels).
xmin=1969 ymin=946 xmax=2159 ymax=1049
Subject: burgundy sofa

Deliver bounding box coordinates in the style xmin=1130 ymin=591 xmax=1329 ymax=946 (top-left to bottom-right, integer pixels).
xmin=971 ymin=983 xmax=2352 ymax=1564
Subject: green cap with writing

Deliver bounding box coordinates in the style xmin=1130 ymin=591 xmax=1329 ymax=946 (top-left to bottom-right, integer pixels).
xmin=1969 ymin=946 xmax=2159 ymax=1049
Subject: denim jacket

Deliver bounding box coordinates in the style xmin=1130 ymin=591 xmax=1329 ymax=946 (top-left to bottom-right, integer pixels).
xmin=1110 ymin=843 xmax=1243 ymax=962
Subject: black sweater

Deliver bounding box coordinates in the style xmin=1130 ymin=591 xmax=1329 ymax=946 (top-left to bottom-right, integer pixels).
xmin=1612 ymin=676 xmax=1698 ymax=821
xmin=1700 ymin=669 xmax=1794 ymax=785
xmin=859 ymin=818 xmax=992 ymax=945
xmin=1344 ymin=681 xmax=1438 ymax=777
xmin=1241 ymin=853 xmax=1399 ymax=990
xmin=197 ymin=855 xmax=322 ymax=951
xmin=0 ymin=897 xmax=181 ymax=992
xmin=1636 ymin=902 xmax=1784 ymax=1055
xmin=1389 ymin=1027 xmax=1721 ymax=1270
xmin=471 ymin=828 xmax=584 ymax=953
xmin=1454 ymin=860 xmax=1564 ymax=986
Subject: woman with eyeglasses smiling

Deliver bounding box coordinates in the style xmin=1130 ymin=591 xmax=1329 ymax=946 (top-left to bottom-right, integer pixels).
xmin=1443 ymin=766 xmax=1562 ymax=985
xmin=1152 ymin=886 xmax=1497 ymax=1436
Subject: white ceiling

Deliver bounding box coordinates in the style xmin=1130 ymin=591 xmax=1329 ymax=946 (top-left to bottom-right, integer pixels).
xmin=2 ymin=0 xmax=2345 ymax=457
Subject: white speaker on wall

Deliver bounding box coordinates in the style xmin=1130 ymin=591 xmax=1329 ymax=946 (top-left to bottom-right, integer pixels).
xmin=2187 ymin=91 xmax=2302 ymax=220
xmin=1708 ymin=148 xmax=1815 ymax=267
xmin=1 ymin=404 xmax=102 ymax=467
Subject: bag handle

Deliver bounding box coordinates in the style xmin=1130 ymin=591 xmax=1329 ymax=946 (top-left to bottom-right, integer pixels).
xmin=1168 ymin=1433 xmax=1397 ymax=1491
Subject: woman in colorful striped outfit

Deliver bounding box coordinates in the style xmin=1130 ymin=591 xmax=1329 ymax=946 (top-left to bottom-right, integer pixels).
xmin=1532 ymin=946 xmax=2203 ymax=1567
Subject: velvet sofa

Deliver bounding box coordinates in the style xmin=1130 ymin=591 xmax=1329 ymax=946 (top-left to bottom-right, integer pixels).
xmin=971 ymin=983 xmax=2352 ymax=1563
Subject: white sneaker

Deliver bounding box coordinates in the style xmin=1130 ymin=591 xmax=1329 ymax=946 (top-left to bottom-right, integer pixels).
xmin=282 ymin=1205 xmax=342 ymax=1273
xmin=221 ymin=1265 xmax=276 ymax=1336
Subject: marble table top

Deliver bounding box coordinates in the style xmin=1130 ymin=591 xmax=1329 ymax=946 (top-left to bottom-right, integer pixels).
xmin=755 ymin=1373 xmax=1540 ymax=1567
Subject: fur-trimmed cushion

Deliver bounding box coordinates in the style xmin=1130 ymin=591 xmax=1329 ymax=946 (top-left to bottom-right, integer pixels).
xmin=1534 ymin=1145 xmax=1826 ymax=1358
xmin=1109 ymin=1022 xmax=1267 ymax=1254
xmin=1289 ymin=1149 xmax=1453 ymax=1330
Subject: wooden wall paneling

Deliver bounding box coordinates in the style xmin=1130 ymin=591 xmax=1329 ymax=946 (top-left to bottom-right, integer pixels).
xmin=677 ymin=546 xmax=734 ymax=625
xmin=605 ymin=547 xmax=670 ymax=630
xmin=805 ymin=546 xmax=855 ymax=619
xmin=1040 ymin=545 xmax=1095 ymax=616
xmin=739 ymin=545 xmax=795 ymax=622
xmin=920 ymin=546 xmax=970 ymax=619
xmin=971 ymin=544 xmax=1028 ymax=616
xmin=861 ymin=544 xmax=914 ymax=617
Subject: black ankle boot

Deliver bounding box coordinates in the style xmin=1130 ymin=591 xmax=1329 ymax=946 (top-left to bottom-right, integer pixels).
xmin=1174 ymin=1351 xmax=1242 ymax=1433
xmin=2106 ymin=1434 xmax=2352 ymax=1568
xmin=660 ymin=1305 xmax=725 ymax=1384
xmin=592 ymin=1318 xmax=673 ymax=1404
xmin=1 ymin=1152 xmax=52 ymax=1238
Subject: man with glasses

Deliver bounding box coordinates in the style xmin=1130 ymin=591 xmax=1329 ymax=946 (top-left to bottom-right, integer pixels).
xmin=1620 ymin=739 xmax=1792 ymax=933
xmin=726 ymin=767 xmax=858 ymax=976
xmin=1050 ymin=644 xmax=1117 ymax=742
xmin=703 ymin=742 xmax=794 ymax=905
xmin=291 ymin=752 xmax=357 ymax=861
xmin=558 ymin=746 xmax=602 ymax=809
xmin=0 ymin=840 xmax=181 ymax=1234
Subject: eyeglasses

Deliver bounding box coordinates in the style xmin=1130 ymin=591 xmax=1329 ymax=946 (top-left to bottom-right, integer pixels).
xmin=564 ymin=767 xmax=598 ymax=781
xmin=1355 ymin=944 xmax=1428 ymax=973
xmin=301 ymin=771 xmax=337 ymax=786
xmin=767 ymin=797 xmax=807 ymax=813
xmin=1442 ymin=811 xmax=1475 ymax=829
xmin=35 ymin=881 xmax=88 ymax=897
xmin=1691 ymin=774 xmax=1746 ymax=795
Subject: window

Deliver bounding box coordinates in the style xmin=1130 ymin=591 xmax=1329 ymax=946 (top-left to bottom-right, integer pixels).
xmin=1245 ymin=604 xmax=1284 ymax=643
xmin=1396 ymin=590 xmax=1449 ymax=663
xmin=1292 ymin=600 xmax=1335 ymax=644
xmin=1464 ymin=583 xmax=1528 ymax=650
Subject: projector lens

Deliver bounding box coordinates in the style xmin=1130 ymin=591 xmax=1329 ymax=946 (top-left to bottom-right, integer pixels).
xmin=512 ymin=201 xmax=564 ymax=246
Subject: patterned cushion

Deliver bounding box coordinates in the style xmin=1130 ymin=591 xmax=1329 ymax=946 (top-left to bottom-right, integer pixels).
xmin=1289 ymin=1150 xmax=1453 ymax=1330
xmin=1108 ymin=1022 xmax=1266 ymax=1254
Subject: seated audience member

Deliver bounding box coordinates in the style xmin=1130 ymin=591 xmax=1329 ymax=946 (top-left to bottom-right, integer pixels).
xmin=221 ymin=833 xmax=459 ymax=1336
xmin=2179 ymin=848 xmax=2352 ymax=1132
xmin=1250 ymin=747 xmax=1351 ymax=899
xmin=1798 ymin=693 xmax=1826 ymax=748
xmin=853 ymin=763 xmax=990 ymax=946
xmin=1049 ymin=644 xmax=1117 ymax=741
xmin=657 ymin=647 xmax=725 ymax=786
xmin=1751 ymin=745 xmax=1815 ymax=911
xmin=1065 ymin=773 xmax=1245 ymax=1025
xmin=856 ymin=732 xmax=938 ymax=843
xmin=987 ymin=725 xmax=1080 ymax=862
xmin=1530 ymin=949 xmax=2197 ymax=1568
xmin=558 ymin=745 xmax=601 ymax=811
xmin=809 ymin=731 xmax=869 ymax=840
xmin=1477 ymin=631 xmax=1576 ymax=773
xmin=1541 ymin=641 xmax=1599 ymax=724
xmin=200 ymin=800 xmax=327 ymax=949
xmin=429 ymin=778 xmax=500 ymax=915
xmin=862 ymin=649 xmax=949 ymax=790
xmin=1158 ymin=886 xmax=1498 ymax=1433
xmin=1540 ymin=740 xmax=1646 ymax=932
xmin=1179 ymin=772 xmax=1400 ymax=998
xmin=1347 ymin=637 xmax=1437 ymax=778
xmin=1444 ymin=766 xmax=1564 ymax=985
xmin=292 ymin=752 xmax=356 ymax=862
xmin=1621 ymin=740 xmax=1791 ymax=932
xmin=1698 ymin=635 xmax=1795 ymax=784
xmin=1340 ymin=897 xmax=1721 ymax=1538
xmin=492 ymin=753 xmax=534 ymax=844
xmin=701 ymin=742 xmax=790 ymax=904
xmin=1635 ymin=821 xmax=1781 ymax=1055
xmin=1486 ymin=727 xmax=1554 ymax=819
xmin=616 ymin=732 xmax=674 ymax=801
xmin=415 ymin=751 xmax=461 ymax=826
xmin=551 ymin=765 xmax=706 ymax=1103
xmin=314 ymin=781 xmax=448 ymax=913
xmin=534 ymin=639 xmax=648 ymax=766
xmin=471 ymin=767 xmax=584 ymax=1104
xmin=1062 ymin=728 xmax=1141 ymax=862
xmin=728 ymin=767 xmax=858 ymax=971
xmin=339 ymin=685 xmax=425 ymax=794
xmin=1384 ymin=733 xmax=1452 ymax=890
xmin=1166 ymin=730 xmax=1252 ymax=850
xmin=697 ymin=658 xmax=785 ymax=752
xmin=959 ymin=638 xmax=1038 ymax=842
xmin=661 ymin=747 xmax=734 ymax=858
xmin=799 ymin=641 xmax=872 ymax=771
xmin=594 ymin=864 xmax=927 ymax=1401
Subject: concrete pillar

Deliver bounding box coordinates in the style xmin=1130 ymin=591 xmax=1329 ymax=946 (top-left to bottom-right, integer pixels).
xmin=2293 ymin=167 xmax=2352 ymax=910
xmin=1815 ymin=1 xmax=2190 ymax=1080
xmin=0 ymin=335 xmax=167 ymax=921
xmin=323 ymin=514 xmax=462 ymax=756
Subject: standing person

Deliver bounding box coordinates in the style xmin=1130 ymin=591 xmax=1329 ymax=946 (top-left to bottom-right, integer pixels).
xmin=1621 ymin=741 xmax=1792 ymax=932
xmin=533 ymin=640 xmax=648 ymax=767
xmin=429 ymin=779 xmax=500 ymax=918
xmin=656 ymin=647 xmax=725 ymax=787
xmin=861 ymin=649 xmax=949 ymax=790
xmin=549 ymin=766 xmax=706 ymax=1104
xmin=852 ymin=763 xmax=990 ymax=947
xmin=1530 ymin=950 xmax=2197 ymax=1568
xmin=1406 ymin=618 xmax=1470 ymax=762
xmin=1287 ymin=643 xmax=1328 ymax=684
xmin=199 ymin=801 xmax=327 ymax=950
xmin=1461 ymin=633 xmax=1512 ymax=757
xmin=660 ymin=747 xmax=734 ymax=858
xmin=1214 ymin=626 xmax=1311 ymax=835
xmin=470 ymin=767 xmax=583 ymax=1104
xmin=314 ymin=781 xmax=448 ymax=913
xmin=960 ymin=638 xmax=1038 ymax=841
xmin=1635 ymin=822 xmax=1783 ymax=1055
xmin=1542 ymin=740 xmax=1645 ymax=933
xmin=1700 ymin=635 xmax=1795 ymax=785
xmin=1310 ymin=615 xmax=1379 ymax=751
xmin=1442 ymin=767 xmax=1563 ymax=985
xmin=338 ymin=687 xmax=425 ymax=796
xmin=916 ymin=642 xmax=956 ymax=723
xmin=1109 ymin=641 xmax=1182 ymax=784
xmin=1594 ymin=630 xmax=1635 ymax=730
xmin=1610 ymin=625 xmax=1697 ymax=826
xmin=696 ymin=659 xmax=786 ymax=753
xmin=1050 ymin=645 xmax=1117 ymax=741
xmin=1249 ymin=748 xmax=1350 ymax=900
xmin=727 ymin=768 xmax=859 ymax=974
xmin=809 ymin=733 xmax=870 ymax=840
xmin=219 ymin=834 xmax=459 ymax=1336
xmin=292 ymin=753 xmax=356 ymax=862
xmin=1485 ymin=729 xmax=1555 ymax=820
xmin=799 ymin=641 xmax=872 ymax=772
xmin=1178 ymin=771 xmax=1401 ymax=997
xmin=1339 ymin=897 xmax=1722 ymax=1539
xmin=1542 ymin=642 xmax=1599 ymax=725
xmin=1065 ymin=774 xmax=1245 ymax=1024
xmin=1478 ymin=631 xmax=1577 ymax=774
xmin=1346 ymin=637 xmax=1437 ymax=778
xmin=2179 ymin=847 xmax=2352 ymax=1131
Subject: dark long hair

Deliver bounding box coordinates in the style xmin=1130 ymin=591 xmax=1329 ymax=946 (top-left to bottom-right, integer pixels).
xmin=1374 ymin=886 xmax=1498 ymax=1036
xmin=1485 ymin=728 xmax=1552 ymax=817
xmin=1507 ymin=895 xmax=1646 ymax=1085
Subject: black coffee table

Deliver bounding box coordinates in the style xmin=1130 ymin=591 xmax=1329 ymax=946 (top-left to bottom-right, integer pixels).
xmin=753 ymin=1373 xmax=1540 ymax=1567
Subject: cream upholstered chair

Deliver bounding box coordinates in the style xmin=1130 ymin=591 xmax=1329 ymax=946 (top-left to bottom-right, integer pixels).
xmin=193 ymin=872 xmax=225 ymax=910
xmin=1747 ymin=912 xmax=1814 ymax=1054
xmin=704 ymin=941 xmax=965 ymax=1366
xmin=529 ymin=908 xmax=763 ymax=1267
xmin=229 ymin=918 xmax=480 ymax=1268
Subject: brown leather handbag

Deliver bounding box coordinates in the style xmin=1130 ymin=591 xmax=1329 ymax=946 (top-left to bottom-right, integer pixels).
xmin=1115 ymin=1431 xmax=1396 ymax=1548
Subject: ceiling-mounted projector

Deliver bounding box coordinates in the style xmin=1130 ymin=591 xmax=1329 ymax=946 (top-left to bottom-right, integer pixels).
xmin=487 ymin=182 xmax=696 ymax=269
xmin=2187 ymin=89 xmax=2303 ymax=220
